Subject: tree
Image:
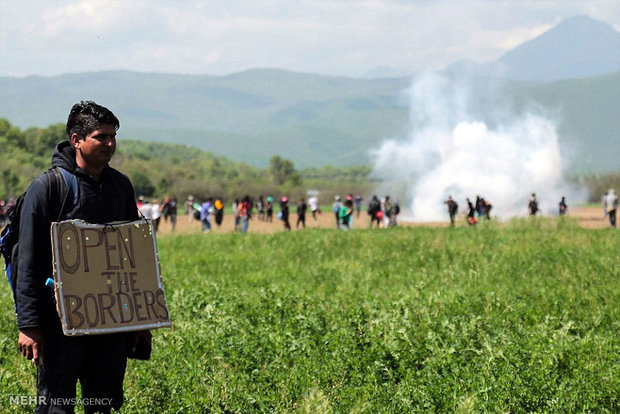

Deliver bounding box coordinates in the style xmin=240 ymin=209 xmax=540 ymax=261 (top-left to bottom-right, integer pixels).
xmin=269 ymin=155 xmax=301 ymax=186
xmin=131 ymin=171 xmax=155 ymax=198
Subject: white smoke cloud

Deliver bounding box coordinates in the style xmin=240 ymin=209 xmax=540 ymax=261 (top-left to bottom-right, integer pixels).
xmin=370 ymin=72 xmax=583 ymax=222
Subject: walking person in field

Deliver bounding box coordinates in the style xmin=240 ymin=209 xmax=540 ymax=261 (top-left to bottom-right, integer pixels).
xmin=232 ymin=198 xmax=240 ymax=231
xmin=390 ymin=200 xmax=400 ymax=227
xmin=308 ymin=195 xmax=320 ymax=221
xmin=257 ymin=195 xmax=265 ymax=221
xmin=238 ymin=195 xmax=251 ymax=233
xmin=354 ymin=194 xmax=363 ymax=218
xmin=445 ymin=196 xmax=458 ymax=226
xmin=475 ymin=195 xmax=484 ymax=219
xmin=466 ymin=198 xmax=478 ymax=226
xmin=339 ymin=199 xmax=354 ymax=230
xmin=296 ymin=197 xmax=307 ymax=229
xmin=151 ymin=198 xmax=162 ymax=232
xmin=368 ymin=195 xmax=381 ymax=228
xmin=266 ymin=196 xmax=274 ymax=223
xmin=603 ymin=189 xmax=618 ymax=227
xmin=139 ymin=198 xmax=153 ymax=223
xmin=279 ymin=196 xmax=291 ymax=231
xmin=162 ymin=196 xmax=178 ymax=231
xmin=214 ymin=197 xmax=224 ymax=227
xmin=346 ymin=194 xmax=355 ymax=228
xmin=483 ymin=198 xmax=492 ymax=220
xmin=16 ymin=101 xmax=150 ymax=413
xmin=559 ymin=196 xmax=568 ymax=216
xmin=528 ymin=193 xmax=539 ymax=216
xmin=383 ymin=195 xmax=394 ymax=228
xmin=332 ymin=196 xmax=342 ymax=229
xmin=185 ymin=195 xmax=195 ymax=222
xmin=201 ymin=198 xmax=212 ymax=233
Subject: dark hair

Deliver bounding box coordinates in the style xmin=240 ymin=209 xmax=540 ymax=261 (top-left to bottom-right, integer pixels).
xmin=66 ymin=101 xmax=120 ymax=139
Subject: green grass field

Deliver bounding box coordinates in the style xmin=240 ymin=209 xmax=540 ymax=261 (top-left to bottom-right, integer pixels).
xmin=1 ymin=220 xmax=619 ymax=413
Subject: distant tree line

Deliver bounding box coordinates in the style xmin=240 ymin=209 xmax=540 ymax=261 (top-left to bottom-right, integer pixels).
xmin=0 ymin=119 xmax=372 ymax=204
xmin=3 ymin=119 xmax=615 ymax=205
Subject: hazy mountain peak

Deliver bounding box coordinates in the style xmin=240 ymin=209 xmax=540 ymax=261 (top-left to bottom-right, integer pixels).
xmin=498 ymin=15 xmax=620 ymax=82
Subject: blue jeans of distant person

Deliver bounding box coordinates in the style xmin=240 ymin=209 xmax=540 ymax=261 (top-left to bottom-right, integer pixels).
xmin=202 ymin=218 xmax=211 ymax=232
xmin=242 ymin=217 xmax=249 ymax=233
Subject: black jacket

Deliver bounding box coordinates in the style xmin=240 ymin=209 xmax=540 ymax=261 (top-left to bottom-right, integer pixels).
xmin=16 ymin=141 xmax=139 ymax=330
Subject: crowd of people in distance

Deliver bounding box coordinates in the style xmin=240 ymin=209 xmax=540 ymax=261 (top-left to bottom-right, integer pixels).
xmin=2 ymin=188 xmax=618 ymax=234
xmin=444 ymin=195 xmax=492 ymax=226
xmin=137 ymin=196 xmax=178 ymax=232
xmin=443 ymin=190 xmax=618 ymax=228
xmin=172 ymin=193 xmax=400 ymax=234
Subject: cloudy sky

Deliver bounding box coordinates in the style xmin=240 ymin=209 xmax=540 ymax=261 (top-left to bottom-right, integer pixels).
xmin=1 ymin=0 xmax=619 ymax=78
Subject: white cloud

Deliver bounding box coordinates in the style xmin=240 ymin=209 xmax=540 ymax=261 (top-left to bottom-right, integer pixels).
xmin=1 ymin=0 xmax=619 ymax=77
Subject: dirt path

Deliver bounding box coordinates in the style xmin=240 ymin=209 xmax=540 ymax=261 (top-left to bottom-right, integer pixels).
xmin=154 ymin=206 xmax=614 ymax=235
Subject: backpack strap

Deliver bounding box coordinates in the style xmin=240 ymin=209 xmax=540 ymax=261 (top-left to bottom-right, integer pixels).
xmin=57 ymin=167 xmax=79 ymax=206
xmin=47 ymin=167 xmax=78 ymax=222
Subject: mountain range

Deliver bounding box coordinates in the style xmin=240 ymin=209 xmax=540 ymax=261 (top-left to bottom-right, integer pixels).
xmin=0 ymin=15 xmax=618 ymax=173
xmin=446 ymin=15 xmax=620 ymax=82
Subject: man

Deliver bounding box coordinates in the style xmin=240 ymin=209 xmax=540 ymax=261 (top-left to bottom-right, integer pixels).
xmin=559 ymin=196 xmax=568 ymax=216
xmin=528 ymin=193 xmax=539 ymax=216
xmin=296 ymin=197 xmax=307 ymax=229
xmin=354 ymin=194 xmax=362 ymax=218
xmin=280 ymin=196 xmax=291 ymax=231
xmin=17 ymin=101 xmax=151 ymax=413
xmin=185 ymin=195 xmax=195 ymax=222
xmin=332 ymin=196 xmax=342 ymax=229
xmin=383 ymin=195 xmax=393 ymax=228
xmin=213 ymin=197 xmax=224 ymax=227
xmin=200 ymin=198 xmax=212 ymax=233
xmin=444 ymin=196 xmax=458 ymax=226
xmin=139 ymin=197 xmax=153 ymax=224
xmin=162 ymin=196 xmax=178 ymax=231
xmin=466 ymin=198 xmax=477 ymax=225
xmin=239 ymin=195 xmax=252 ymax=234
xmin=308 ymin=195 xmax=320 ymax=221
xmin=603 ymin=189 xmax=618 ymax=227
xmin=368 ymin=195 xmax=381 ymax=227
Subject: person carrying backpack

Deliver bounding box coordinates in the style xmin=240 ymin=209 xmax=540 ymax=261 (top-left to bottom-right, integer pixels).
xmin=14 ymin=101 xmax=150 ymax=413
xmin=368 ymin=195 xmax=381 ymax=228
xmin=528 ymin=193 xmax=539 ymax=216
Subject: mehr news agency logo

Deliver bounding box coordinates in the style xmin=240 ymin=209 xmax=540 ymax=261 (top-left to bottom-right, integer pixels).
xmin=9 ymin=395 xmax=113 ymax=407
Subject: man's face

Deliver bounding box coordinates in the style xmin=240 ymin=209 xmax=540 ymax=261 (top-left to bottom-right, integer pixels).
xmin=73 ymin=124 xmax=116 ymax=167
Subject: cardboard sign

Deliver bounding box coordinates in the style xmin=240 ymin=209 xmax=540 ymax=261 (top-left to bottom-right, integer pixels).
xmin=51 ymin=219 xmax=171 ymax=335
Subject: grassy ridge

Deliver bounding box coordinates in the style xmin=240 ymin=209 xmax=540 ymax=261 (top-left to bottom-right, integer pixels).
xmin=2 ymin=70 xmax=620 ymax=171
xmin=1 ymin=222 xmax=619 ymax=412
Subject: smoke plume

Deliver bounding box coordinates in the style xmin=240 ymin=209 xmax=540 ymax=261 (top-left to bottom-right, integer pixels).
xmin=370 ymin=72 xmax=582 ymax=221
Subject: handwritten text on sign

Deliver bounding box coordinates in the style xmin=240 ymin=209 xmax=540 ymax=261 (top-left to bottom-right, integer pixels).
xmin=52 ymin=220 xmax=171 ymax=335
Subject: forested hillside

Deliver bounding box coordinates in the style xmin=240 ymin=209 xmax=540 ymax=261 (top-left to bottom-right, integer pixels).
xmin=0 ymin=119 xmax=373 ymax=203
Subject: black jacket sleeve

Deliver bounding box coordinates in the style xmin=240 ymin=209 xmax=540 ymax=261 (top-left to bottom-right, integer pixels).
xmin=16 ymin=174 xmax=56 ymax=330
